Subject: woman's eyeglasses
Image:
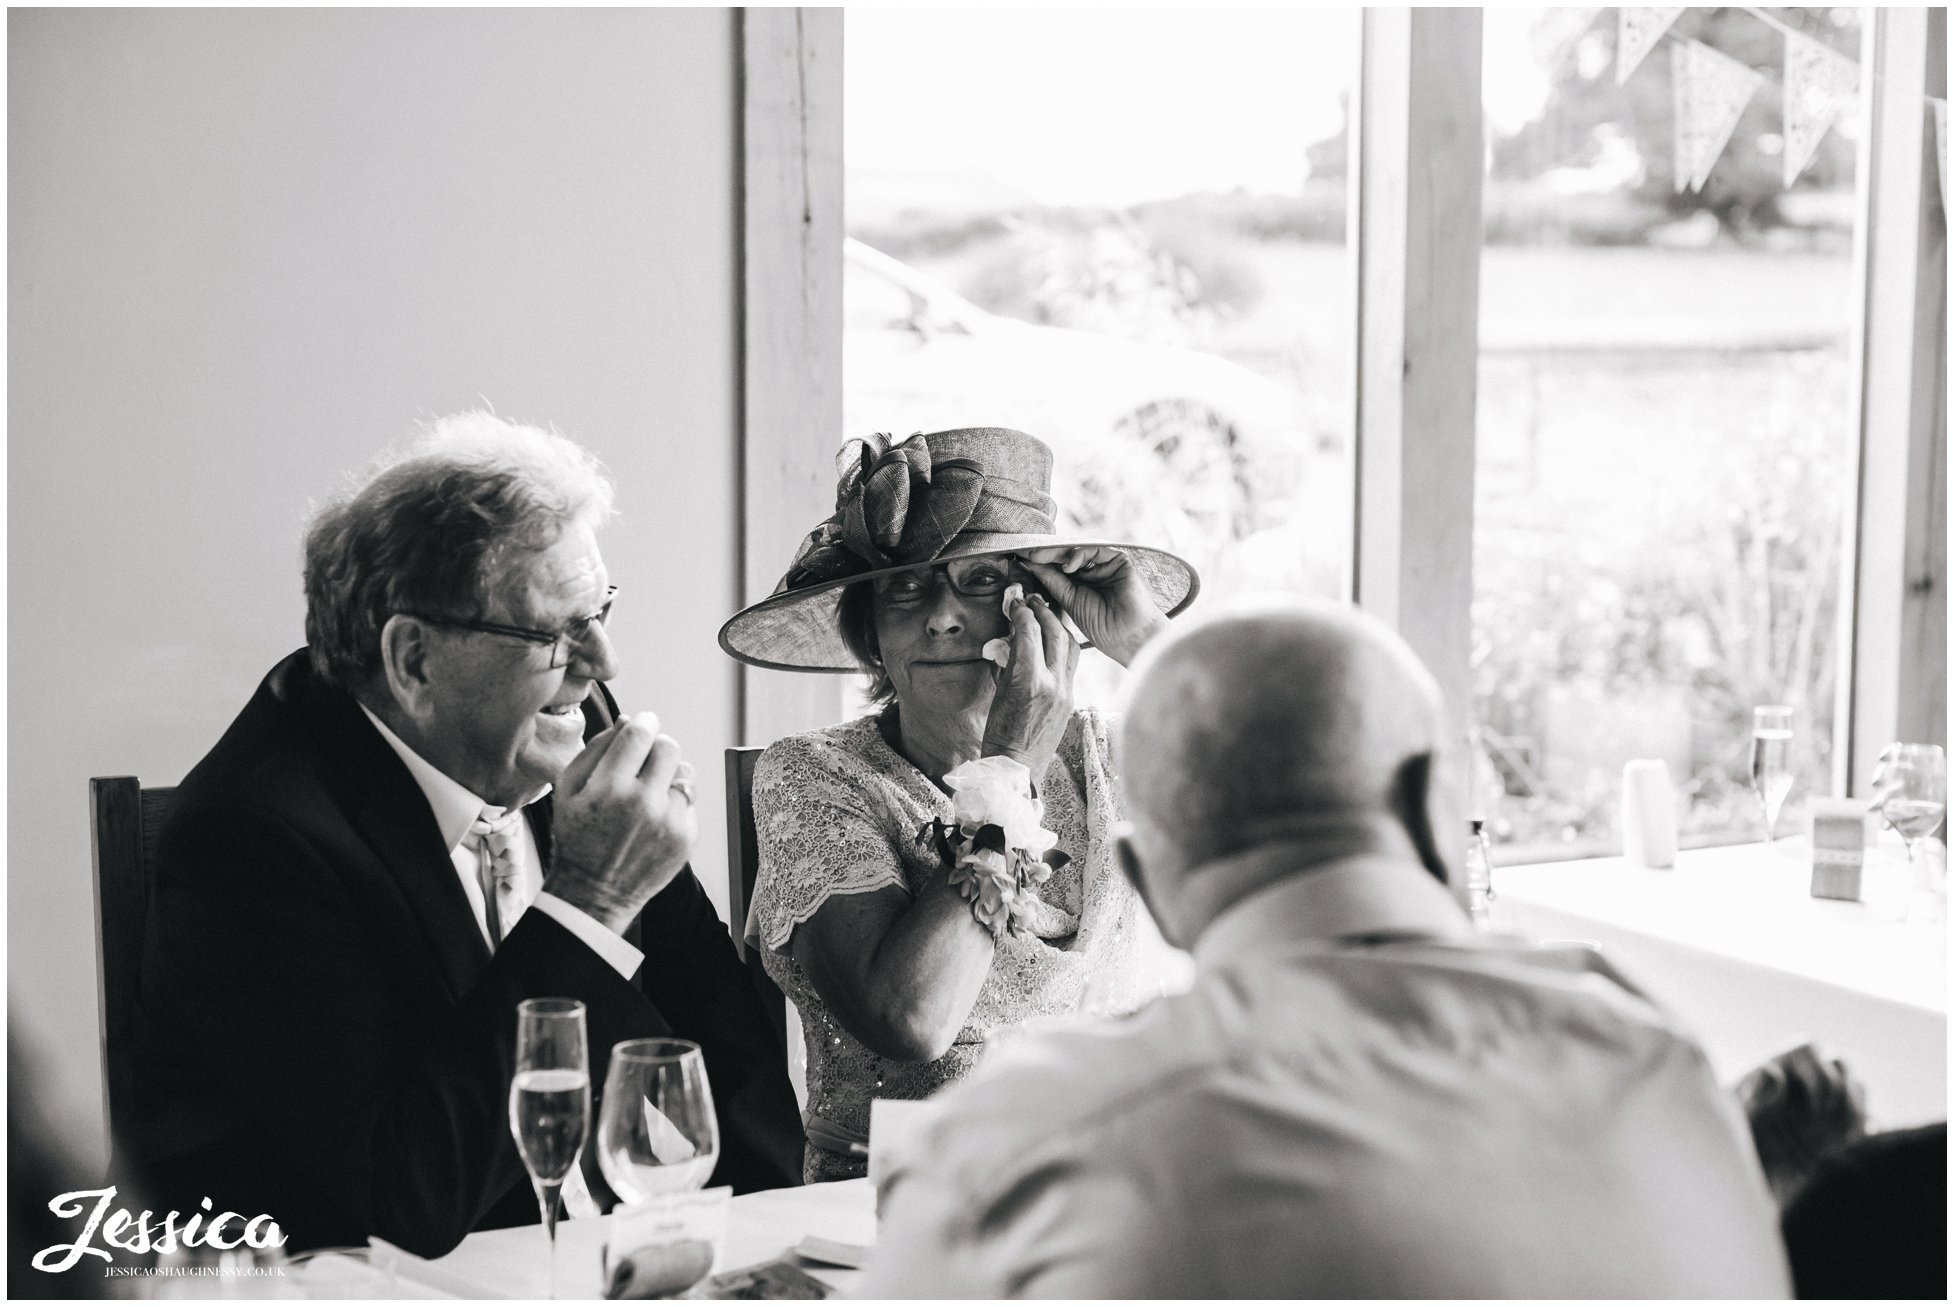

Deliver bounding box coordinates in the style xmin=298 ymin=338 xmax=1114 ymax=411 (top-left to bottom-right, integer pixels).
xmin=873 ymin=561 xmax=1021 ymax=606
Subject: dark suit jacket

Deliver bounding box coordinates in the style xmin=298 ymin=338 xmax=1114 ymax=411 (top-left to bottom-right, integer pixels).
xmin=121 ymin=651 xmax=801 ymax=1257
xmin=1781 ymin=1121 xmax=1947 ymax=1300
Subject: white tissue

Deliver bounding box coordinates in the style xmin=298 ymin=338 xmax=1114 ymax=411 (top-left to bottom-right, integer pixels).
xmin=985 ymin=584 xmax=1027 ymax=667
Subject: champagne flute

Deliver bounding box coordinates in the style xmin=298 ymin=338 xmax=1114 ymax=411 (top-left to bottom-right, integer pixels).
xmin=596 ymin=1038 xmax=719 ymax=1203
xmin=1873 ymin=743 xmax=1947 ymax=923
xmin=511 ymin=998 xmax=590 ymax=1296
xmin=1750 ymin=705 xmax=1795 ymax=846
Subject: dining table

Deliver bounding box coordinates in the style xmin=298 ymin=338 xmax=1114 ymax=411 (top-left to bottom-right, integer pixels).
xmin=1490 ymin=833 xmax=1947 ymax=1126
xmin=354 ymin=1178 xmax=877 ymax=1299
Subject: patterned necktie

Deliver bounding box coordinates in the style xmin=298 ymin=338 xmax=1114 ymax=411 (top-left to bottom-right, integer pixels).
xmin=468 ymin=807 xmax=523 ymax=949
xmin=469 ymin=806 xmax=600 ymax=1219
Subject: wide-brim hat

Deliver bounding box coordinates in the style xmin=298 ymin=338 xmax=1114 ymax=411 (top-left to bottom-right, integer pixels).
xmin=718 ymin=427 xmax=1199 ymax=672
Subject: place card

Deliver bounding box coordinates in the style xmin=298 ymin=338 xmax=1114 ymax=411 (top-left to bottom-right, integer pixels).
xmin=604 ymin=1187 xmax=730 ymax=1300
xmin=1809 ymin=799 xmax=1869 ymax=901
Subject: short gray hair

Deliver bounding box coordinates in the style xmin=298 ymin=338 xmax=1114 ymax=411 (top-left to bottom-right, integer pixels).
xmin=303 ymin=411 xmax=616 ymax=689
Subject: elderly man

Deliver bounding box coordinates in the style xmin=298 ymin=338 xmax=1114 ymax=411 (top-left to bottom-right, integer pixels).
xmin=865 ymin=599 xmax=1791 ymax=1298
xmin=122 ymin=414 xmax=801 ymax=1257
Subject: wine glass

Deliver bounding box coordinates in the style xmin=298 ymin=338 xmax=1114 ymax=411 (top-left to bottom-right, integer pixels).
xmin=510 ymin=998 xmax=590 ymax=1296
xmin=1873 ymin=743 xmax=1947 ymax=923
xmin=597 ymin=1038 xmax=719 ymax=1203
xmin=596 ymin=1040 xmax=720 ymax=1299
xmin=1750 ymin=705 xmax=1795 ymax=846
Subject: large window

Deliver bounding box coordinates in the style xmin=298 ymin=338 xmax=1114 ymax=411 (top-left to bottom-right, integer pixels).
xmin=845 ymin=8 xmax=1359 ymax=708
xmin=778 ymin=7 xmax=1942 ymax=860
xmin=1471 ymin=8 xmax=1863 ymax=859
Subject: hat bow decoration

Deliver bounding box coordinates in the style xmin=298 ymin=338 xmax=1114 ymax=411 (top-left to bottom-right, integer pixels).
xmin=782 ymin=433 xmax=986 ymax=592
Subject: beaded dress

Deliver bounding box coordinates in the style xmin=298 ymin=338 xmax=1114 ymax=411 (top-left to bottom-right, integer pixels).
xmin=750 ymin=706 xmax=1141 ymax=1182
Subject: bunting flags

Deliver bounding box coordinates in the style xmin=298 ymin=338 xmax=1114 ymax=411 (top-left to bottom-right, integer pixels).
xmin=1531 ymin=7 xmax=1603 ymax=74
xmin=1592 ymin=10 xmax=1932 ymax=203
xmin=1672 ymin=39 xmax=1764 ymax=192
xmin=1617 ymin=7 xmax=1684 ymax=85
xmin=1935 ymin=99 xmax=1949 ymax=217
xmin=1781 ymin=27 xmax=1860 ymax=188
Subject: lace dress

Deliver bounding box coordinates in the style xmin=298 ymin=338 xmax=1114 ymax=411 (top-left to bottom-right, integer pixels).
xmin=750 ymin=706 xmax=1142 ymax=1182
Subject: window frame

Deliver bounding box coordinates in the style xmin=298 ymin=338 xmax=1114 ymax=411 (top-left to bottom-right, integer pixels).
xmin=1835 ymin=5 xmax=1948 ymax=796
xmin=739 ymin=7 xmax=850 ymax=751
xmin=1350 ymin=9 xmax=1485 ymax=871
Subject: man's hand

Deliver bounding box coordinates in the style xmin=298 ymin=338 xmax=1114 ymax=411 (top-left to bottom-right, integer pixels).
xmin=1020 ymin=546 xmax=1167 ymax=668
xmin=1735 ymin=1042 xmax=1869 ymax=1207
xmin=544 ymin=711 xmax=699 ymax=934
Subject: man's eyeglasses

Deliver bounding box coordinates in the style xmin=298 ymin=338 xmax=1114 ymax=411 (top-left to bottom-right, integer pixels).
xmin=405 ymin=586 xmax=618 ymax=669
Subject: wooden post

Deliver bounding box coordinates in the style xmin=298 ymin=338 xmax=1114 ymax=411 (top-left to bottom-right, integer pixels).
xmin=1350 ymin=8 xmax=1485 ymax=794
xmin=740 ymin=8 xmax=849 ymax=751
xmin=1836 ymin=6 xmax=1947 ymax=794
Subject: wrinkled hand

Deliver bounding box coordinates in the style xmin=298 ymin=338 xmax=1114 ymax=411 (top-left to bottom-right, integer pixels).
xmin=1735 ymin=1042 xmax=1868 ymax=1207
xmin=1020 ymin=546 xmax=1167 ymax=668
xmin=982 ymin=591 xmax=1078 ymax=780
xmin=544 ymin=710 xmax=698 ymax=933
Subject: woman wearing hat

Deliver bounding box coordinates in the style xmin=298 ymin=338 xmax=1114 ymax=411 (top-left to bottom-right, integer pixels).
xmin=719 ymin=428 xmax=1198 ymax=1182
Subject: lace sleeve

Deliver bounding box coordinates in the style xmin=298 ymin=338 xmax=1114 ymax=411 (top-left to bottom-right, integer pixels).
xmin=1074 ymin=704 xmax=1124 ymax=825
xmin=749 ymin=732 xmax=913 ymax=953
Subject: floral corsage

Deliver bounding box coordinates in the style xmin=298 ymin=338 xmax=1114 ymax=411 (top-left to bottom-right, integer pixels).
xmin=917 ymin=755 xmax=1071 ymax=939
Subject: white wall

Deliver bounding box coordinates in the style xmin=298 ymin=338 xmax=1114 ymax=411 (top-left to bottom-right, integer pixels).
xmin=9 ymin=7 xmax=744 ymax=1164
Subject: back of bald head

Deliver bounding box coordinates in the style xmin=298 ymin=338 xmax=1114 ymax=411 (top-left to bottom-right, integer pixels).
xmin=1119 ymin=599 xmax=1447 ymax=870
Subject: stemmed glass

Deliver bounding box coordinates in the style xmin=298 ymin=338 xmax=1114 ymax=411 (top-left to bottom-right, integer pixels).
xmin=597 ymin=1038 xmax=720 ymax=1204
xmin=1872 ymin=743 xmax=1947 ymax=923
xmin=1750 ymin=705 xmax=1795 ymax=846
xmin=596 ymin=1039 xmax=720 ymax=1299
xmin=510 ymin=998 xmax=590 ymax=1296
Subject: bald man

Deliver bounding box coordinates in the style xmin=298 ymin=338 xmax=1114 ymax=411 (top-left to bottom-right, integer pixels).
xmin=864 ymin=600 xmax=1791 ymax=1298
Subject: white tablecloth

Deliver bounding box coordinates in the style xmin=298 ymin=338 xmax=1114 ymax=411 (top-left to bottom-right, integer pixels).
xmin=404 ymin=1178 xmax=875 ymax=1299
xmin=1491 ymin=836 xmax=1946 ymax=1127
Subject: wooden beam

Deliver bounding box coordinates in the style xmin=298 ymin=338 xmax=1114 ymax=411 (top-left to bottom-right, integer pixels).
xmin=740 ymin=8 xmax=848 ymax=751
xmin=1837 ymin=6 xmax=1947 ymax=795
xmin=1350 ymin=8 xmax=1485 ymax=777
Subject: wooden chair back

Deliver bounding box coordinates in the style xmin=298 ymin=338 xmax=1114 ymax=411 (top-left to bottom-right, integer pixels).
xmin=89 ymin=776 xmax=175 ymax=1139
xmin=724 ymin=748 xmax=789 ymax=1046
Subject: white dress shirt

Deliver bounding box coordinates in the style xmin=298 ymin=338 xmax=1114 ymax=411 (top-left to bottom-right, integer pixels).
xmin=865 ymin=852 xmax=1792 ymax=1298
xmin=359 ymin=705 xmax=642 ymax=980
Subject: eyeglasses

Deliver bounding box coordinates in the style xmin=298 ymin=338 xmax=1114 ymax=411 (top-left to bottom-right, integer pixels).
xmin=873 ymin=559 xmax=1021 ymax=606
xmin=405 ymin=586 xmax=618 ymax=669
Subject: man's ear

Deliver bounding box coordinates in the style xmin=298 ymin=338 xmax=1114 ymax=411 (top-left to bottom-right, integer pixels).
xmin=1116 ymin=828 xmax=1185 ymax=951
xmin=1391 ymin=752 xmax=1452 ymax=886
xmin=377 ymin=615 xmax=439 ymax=721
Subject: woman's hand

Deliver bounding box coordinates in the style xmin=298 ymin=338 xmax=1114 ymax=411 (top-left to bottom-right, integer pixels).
xmin=1021 ymin=546 xmax=1168 ymax=668
xmin=981 ymin=591 xmax=1077 ymax=779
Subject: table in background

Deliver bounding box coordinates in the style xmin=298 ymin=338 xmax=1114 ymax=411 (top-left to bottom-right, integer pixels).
xmin=417 ymin=1178 xmax=875 ymax=1299
xmin=1490 ymin=835 xmax=1946 ymax=1127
